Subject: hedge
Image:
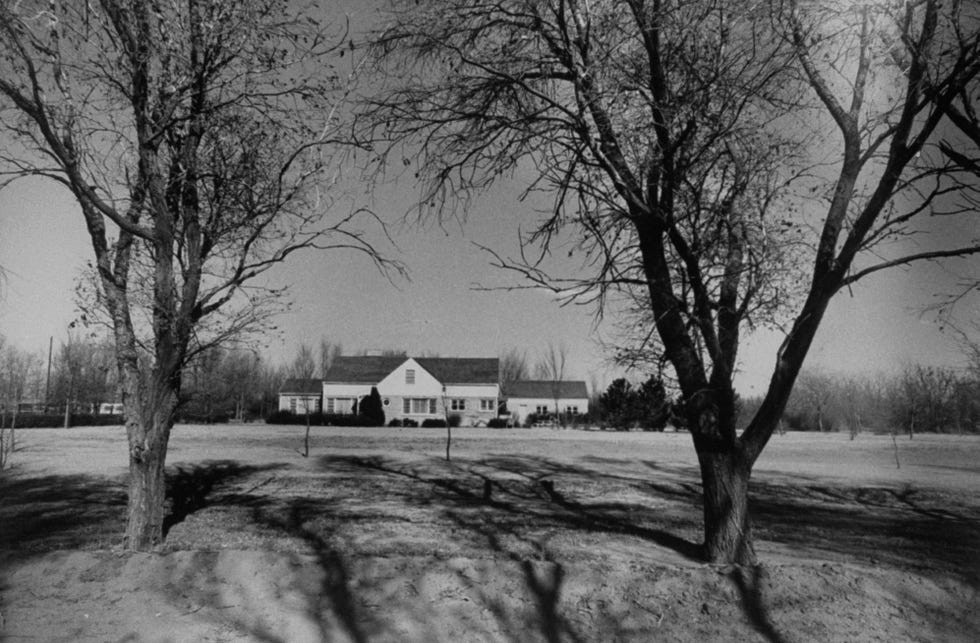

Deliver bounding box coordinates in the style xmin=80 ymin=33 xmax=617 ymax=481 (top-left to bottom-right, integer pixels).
xmin=0 ymin=413 xmax=124 ymax=428
xmin=265 ymin=411 xmax=384 ymax=427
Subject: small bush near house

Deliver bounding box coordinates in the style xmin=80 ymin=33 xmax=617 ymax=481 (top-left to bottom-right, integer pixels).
xmin=266 ymin=411 xmax=376 ymax=426
xmin=176 ymin=412 xmax=232 ymax=424
xmin=421 ymin=418 xmax=447 ymax=428
xmin=524 ymin=412 xmax=555 ymax=427
xmin=359 ymin=387 xmax=386 ymax=427
xmin=402 ymin=418 xmax=419 ymax=427
xmin=388 ymin=419 xmax=403 ymax=427
xmin=447 ymin=414 xmax=462 ymax=428
xmin=487 ymin=418 xmax=508 ymax=428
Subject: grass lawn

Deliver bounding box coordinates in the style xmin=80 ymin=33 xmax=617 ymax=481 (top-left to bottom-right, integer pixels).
xmin=1 ymin=425 xmax=978 ymax=642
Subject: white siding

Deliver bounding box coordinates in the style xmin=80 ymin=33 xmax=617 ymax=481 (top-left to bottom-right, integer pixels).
xmin=377 ymin=358 xmax=443 ymax=397
xmin=506 ymin=396 xmax=589 ymax=424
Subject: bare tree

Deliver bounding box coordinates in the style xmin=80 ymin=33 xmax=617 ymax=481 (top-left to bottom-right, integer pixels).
xmin=363 ymin=0 xmax=980 ymax=565
xmin=318 ymin=338 xmax=343 ymax=379
xmin=0 ymin=336 xmax=42 ymax=466
xmin=535 ymin=342 xmax=568 ymax=427
xmin=895 ymin=364 xmax=960 ymax=437
xmin=0 ymin=1 xmax=401 ymax=550
xmin=499 ymin=347 xmax=530 ymax=388
xmin=290 ymin=342 xmax=319 ymax=457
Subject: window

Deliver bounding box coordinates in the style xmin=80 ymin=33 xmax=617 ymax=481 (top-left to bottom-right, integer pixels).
xmin=405 ymin=369 xmax=415 ymax=385
xmin=403 ymin=398 xmax=437 ymax=414
xmin=450 ymin=399 xmax=466 ymax=411
xmin=536 ymin=405 xmax=549 ymax=415
xmin=326 ymin=398 xmax=354 ymax=414
xmin=480 ymin=398 xmax=495 ymax=412
xmin=289 ymin=398 xmax=297 ymax=414
xmin=565 ymin=406 xmax=579 ymax=415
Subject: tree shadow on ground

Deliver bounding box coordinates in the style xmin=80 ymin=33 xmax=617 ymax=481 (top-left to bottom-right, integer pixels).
xmin=326 ymin=453 xmax=704 ymax=562
xmin=248 ymin=498 xmax=373 ymax=643
xmin=163 ymin=460 xmax=282 ymax=537
xmin=317 ymin=452 xmax=980 ymax=642
xmin=315 ymin=454 xmax=705 ymax=642
xmin=0 ymin=460 xmax=277 ymax=561
xmin=0 ymin=471 xmax=128 ymax=555
xmin=635 ymin=460 xmax=980 ymax=585
xmin=152 ymin=461 xmax=375 ymax=643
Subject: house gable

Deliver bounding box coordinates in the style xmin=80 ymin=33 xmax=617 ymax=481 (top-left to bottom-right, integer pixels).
xmin=377 ymin=358 xmax=443 ymax=396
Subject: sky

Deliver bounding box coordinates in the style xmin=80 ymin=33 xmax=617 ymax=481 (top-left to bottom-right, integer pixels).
xmin=1 ymin=166 xmax=975 ymax=397
xmin=0 ymin=1 xmax=977 ymax=396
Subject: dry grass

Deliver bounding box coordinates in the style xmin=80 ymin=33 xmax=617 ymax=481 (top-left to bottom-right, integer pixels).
xmin=1 ymin=425 xmax=978 ymax=642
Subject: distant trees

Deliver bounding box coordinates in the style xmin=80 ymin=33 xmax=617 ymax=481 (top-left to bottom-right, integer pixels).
xmin=499 ymin=348 xmax=530 ymax=389
xmin=535 ymin=343 xmax=569 ymax=427
xmin=779 ymin=366 xmax=980 ymax=436
xmin=319 ymin=339 xmax=343 ymax=379
xmin=599 ymin=376 xmax=671 ymax=431
xmin=0 ymin=335 xmax=43 ymax=468
xmin=892 ymin=365 xmax=976 ymax=436
xmin=181 ymin=347 xmax=266 ymax=423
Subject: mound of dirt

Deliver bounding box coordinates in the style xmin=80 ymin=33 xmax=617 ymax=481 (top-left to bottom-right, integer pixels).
xmin=1 ymin=547 xmax=977 ymax=642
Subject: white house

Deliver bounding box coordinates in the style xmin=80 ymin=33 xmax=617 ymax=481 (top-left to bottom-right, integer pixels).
xmin=278 ymin=378 xmax=322 ymax=414
xmin=502 ymin=380 xmax=590 ymax=425
xmin=320 ymin=356 xmax=500 ymax=426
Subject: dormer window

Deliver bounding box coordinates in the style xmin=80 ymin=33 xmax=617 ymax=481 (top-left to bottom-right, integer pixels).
xmin=406 ymin=369 xmax=415 ymax=385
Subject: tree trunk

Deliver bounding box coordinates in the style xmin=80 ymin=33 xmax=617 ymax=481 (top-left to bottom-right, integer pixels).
xmin=124 ymin=428 xmax=170 ymax=549
xmin=303 ymin=411 xmax=311 ymax=458
xmin=698 ymin=448 xmax=756 ymax=565
xmin=123 ymin=383 xmax=177 ymax=551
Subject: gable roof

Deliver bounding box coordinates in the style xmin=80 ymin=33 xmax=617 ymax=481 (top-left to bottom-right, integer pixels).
xmin=322 ymin=355 xmax=500 ymax=385
xmin=415 ymin=357 xmax=499 ymax=385
xmin=323 ymin=356 xmax=407 ymax=383
xmin=502 ymin=380 xmax=589 ymax=400
xmin=279 ymin=378 xmax=321 ymax=394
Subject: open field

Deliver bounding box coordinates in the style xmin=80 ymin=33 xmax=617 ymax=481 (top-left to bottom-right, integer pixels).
xmin=1 ymin=425 xmax=978 ymax=642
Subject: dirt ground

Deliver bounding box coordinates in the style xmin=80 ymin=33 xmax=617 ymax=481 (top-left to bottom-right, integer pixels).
xmin=1 ymin=425 xmax=978 ymax=642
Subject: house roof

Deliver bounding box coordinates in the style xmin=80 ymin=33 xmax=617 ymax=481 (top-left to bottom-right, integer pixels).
xmin=279 ymin=378 xmax=321 ymax=394
xmin=502 ymin=380 xmax=590 ymax=400
xmin=322 ymin=355 xmax=499 ymax=385
xmin=415 ymin=357 xmax=499 ymax=385
xmin=323 ymin=356 xmax=407 ymax=383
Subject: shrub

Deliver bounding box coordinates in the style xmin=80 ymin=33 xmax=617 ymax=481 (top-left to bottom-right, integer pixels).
xmin=359 ymin=387 xmax=386 ymax=427
xmin=266 ymin=411 xmax=370 ymax=426
xmin=421 ymin=418 xmax=447 ymax=428
xmin=487 ymin=417 xmax=508 ymax=428
xmin=0 ymin=413 xmax=125 ymax=428
xmin=447 ymin=413 xmax=462 ymax=428
xmin=388 ymin=419 xmax=403 ymax=427
xmin=176 ymin=412 xmax=232 ymax=424
xmin=401 ymin=418 xmax=419 ymax=427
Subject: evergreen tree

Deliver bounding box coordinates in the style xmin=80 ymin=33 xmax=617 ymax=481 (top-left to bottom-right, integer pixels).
xmin=359 ymin=387 xmax=385 ymax=427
